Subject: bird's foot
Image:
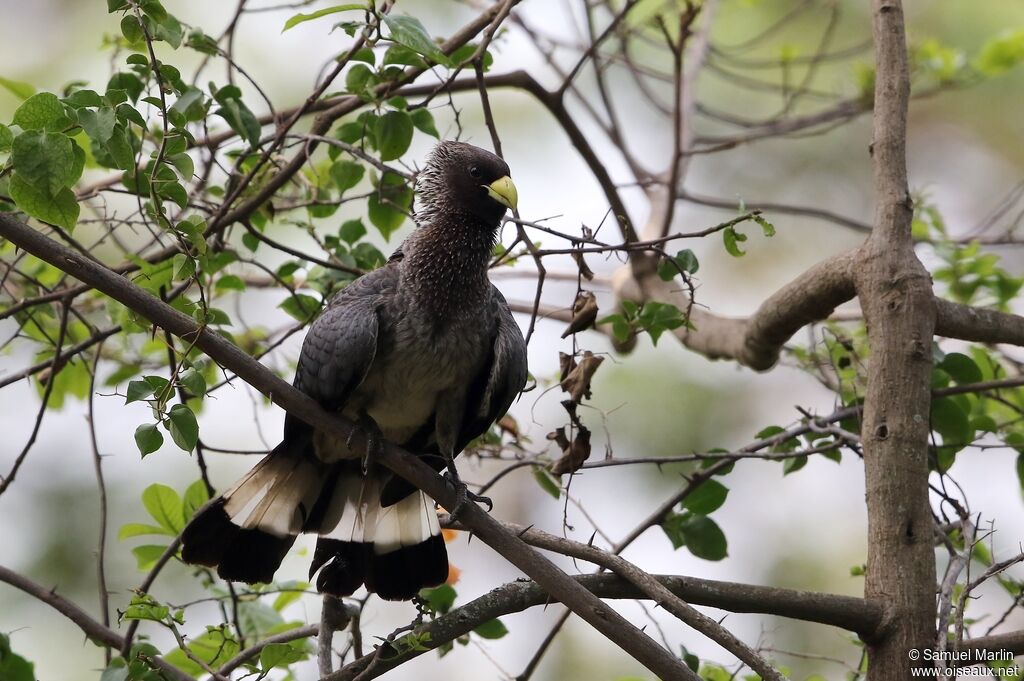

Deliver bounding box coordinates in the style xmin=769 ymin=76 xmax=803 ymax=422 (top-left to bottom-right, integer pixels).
xmin=444 ymin=460 xmax=492 ymax=521
xmin=345 ymin=412 xmax=382 ymax=474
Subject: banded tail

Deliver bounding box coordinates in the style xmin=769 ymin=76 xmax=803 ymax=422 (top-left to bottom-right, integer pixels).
xmin=181 ymin=446 xmax=448 ymax=600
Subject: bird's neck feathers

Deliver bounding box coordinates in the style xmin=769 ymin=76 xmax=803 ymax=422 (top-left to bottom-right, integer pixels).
xmin=401 ymin=212 xmax=498 ymax=314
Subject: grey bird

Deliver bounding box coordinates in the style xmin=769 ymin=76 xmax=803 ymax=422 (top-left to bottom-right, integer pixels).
xmin=181 ymin=141 xmax=528 ymax=600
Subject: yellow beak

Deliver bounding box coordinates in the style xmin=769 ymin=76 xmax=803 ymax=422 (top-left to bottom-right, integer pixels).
xmin=485 ymin=176 xmax=518 ymax=212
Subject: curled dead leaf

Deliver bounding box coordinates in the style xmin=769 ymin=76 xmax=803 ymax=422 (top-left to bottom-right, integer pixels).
xmin=546 ymin=426 xmax=570 ymax=451
xmin=551 ymin=426 xmax=592 ymax=475
xmin=561 ymin=291 xmax=598 ymax=338
xmin=559 ymin=350 xmax=604 ymax=403
xmin=571 ymin=250 xmax=595 ymax=281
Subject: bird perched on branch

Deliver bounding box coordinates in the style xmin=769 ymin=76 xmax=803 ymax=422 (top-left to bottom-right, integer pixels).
xmin=181 ymin=141 xmax=528 ymax=600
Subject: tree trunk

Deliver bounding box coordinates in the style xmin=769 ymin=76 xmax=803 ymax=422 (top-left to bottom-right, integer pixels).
xmin=857 ymin=1 xmax=937 ymax=677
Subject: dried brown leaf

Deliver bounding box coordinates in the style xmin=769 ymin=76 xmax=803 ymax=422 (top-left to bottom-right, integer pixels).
xmin=560 ymin=291 xmax=598 ymax=338
xmin=551 ymin=426 xmax=592 ymax=475
xmin=559 ymin=350 xmax=604 ymax=403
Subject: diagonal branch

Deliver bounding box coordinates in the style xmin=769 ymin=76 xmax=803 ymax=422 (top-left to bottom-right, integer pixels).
xmin=0 ymin=213 xmax=693 ymax=681
xmin=0 ymin=564 xmax=196 ymax=681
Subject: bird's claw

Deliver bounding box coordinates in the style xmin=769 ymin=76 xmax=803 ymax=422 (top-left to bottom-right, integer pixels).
xmin=445 ymin=462 xmax=492 ymax=520
xmin=346 ymin=413 xmax=382 ymax=474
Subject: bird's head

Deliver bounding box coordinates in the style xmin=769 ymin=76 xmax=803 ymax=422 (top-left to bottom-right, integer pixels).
xmin=417 ymin=141 xmax=518 ymax=226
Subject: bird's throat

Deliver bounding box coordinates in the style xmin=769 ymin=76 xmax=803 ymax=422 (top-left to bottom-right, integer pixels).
xmin=402 ymin=215 xmax=498 ymax=316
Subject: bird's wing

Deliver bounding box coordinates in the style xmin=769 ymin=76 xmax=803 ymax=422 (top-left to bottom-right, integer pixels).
xmin=456 ymin=285 xmax=529 ymax=450
xmin=284 ymin=265 xmax=396 ymax=442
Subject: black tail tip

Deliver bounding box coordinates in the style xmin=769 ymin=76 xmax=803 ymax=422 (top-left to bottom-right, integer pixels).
xmin=310 ymin=539 xmax=370 ymax=597
xmin=216 ymin=527 xmax=295 ymax=585
xmin=365 ymin=535 xmax=449 ymax=601
xmin=181 ymin=499 xmax=234 ymax=568
xmin=181 ymin=498 xmax=294 ymax=585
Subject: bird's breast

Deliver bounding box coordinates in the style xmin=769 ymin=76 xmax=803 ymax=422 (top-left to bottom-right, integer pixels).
xmin=312 ymin=313 xmax=487 ymax=461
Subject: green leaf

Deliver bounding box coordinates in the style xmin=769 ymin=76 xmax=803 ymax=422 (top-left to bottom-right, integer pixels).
xmin=142 ymin=483 xmax=185 ymax=533
xmin=9 ymin=176 xmax=79 ymax=231
xmin=339 ymin=218 xmax=367 ymax=245
xmin=107 ymin=71 xmax=145 ymax=103
xmin=169 ymin=152 xmax=194 ymax=179
xmin=182 ymin=479 xmax=211 ymax=520
xmin=752 ymin=213 xmax=776 ymax=237
xmin=722 ymin=225 xmax=747 ymax=257
xmin=214 ymin=274 xmax=245 ymax=292
xmin=782 ymin=454 xmax=808 ymax=475
xmin=163 ymin=629 xmax=239 ymax=675
xmin=420 ymin=584 xmax=457 ymax=614
xmin=279 ymin=293 xmax=321 ymax=322
xmin=682 ymin=480 xmax=728 ymax=515
xmin=931 ymin=397 xmax=971 ymax=450
xmin=352 ymin=47 xmax=376 ymax=65
xmin=12 ymin=130 xmax=77 ymax=194
xmin=658 ymin=249 xmax=699 ymax=280
xmin=352 ymin=242 xmax=385 ymax=269
xmin=680 ymin=515 xmax=728 ymax=561
xmin=152 ymin=12 xmax=184 ymax=49
xmin=937 ymin=352 xmax=982 ymax=385
xmin=180 ymin=367 xmax=207 ymax=396
xmin=272 ymin=583 xmax=309 ymax=611
xmin=78 ymin=107 xmax=117 ymax=144
xmin=0 ymin=124 xmax=13 ymax=153
xmin=345 ymin=63 xmax=374 ymax=93
xmin=0 ymin=633 xmax=35 ymax=681
xmin=260 ymin=642 xmax=304 ymax=669
xmin=410 ymin=108 xmax=440 ymax=138
xmin=131 ymin=421 xmax=162 ymax=458
xmin=168 ymin=403 xmax=199 ymax=452
xmin=123 ymin=594 xmax=170 ymax=622
xmin=382 ymin=15 xmax=451 ymax=67
xmin=214 ymin=91 xmax=261 ymax=149
xmin=125 ymin=378 xmax=157 ymax=404
xmin=533 ymin=467 xmax=561 ymax=498
xmin=473 ymin=618 xmax=509 ymax=639
xmin=12 ymin=92 xmax=69 ymax=131
xmin=0 ymin=76 xmax=36 ymax=101
xmin=120 ymin=14 xmax=145 ymax=44
xmin=375 ymin=110 xmax=413 ymax=161
xmin=660 ymin=512 xmax=688 ymax=550
xmin=383 ymin=45 xmax=428 ymax=68
xmin=64 ymin=89 xmax=104 ymax=109
xmin=118 ymin=522 xmax=172 ymax=540
xmin=282 ymin=3 xmax=365 ymax=32
xmin=238 ymin=600 xmax=285 ymax=638
xmin=367 ymin=180 xmax=412 ymax=240
xmin=330 ymin=160 xmax=365 ymax=192
xmin=131 ymin=544 xmax=168 ymax=571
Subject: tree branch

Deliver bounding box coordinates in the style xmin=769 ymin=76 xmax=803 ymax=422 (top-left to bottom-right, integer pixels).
xmin=329 ymin=569 xmax=882 ymax=681
xmin=0 ymin=213 xmax=692 ymax=681
xmin=615 ymin=251 xmax=857 ymax=370
xmin=934 ymin=298 xmax=1024 ymax=346
xmin=0 ymin=564 xmax=196 ymax=681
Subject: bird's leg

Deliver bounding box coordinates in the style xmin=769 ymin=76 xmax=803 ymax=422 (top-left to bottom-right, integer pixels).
xmin=444 ymin=455 xmax=493 ymax=520
xmin=345 ymin=411 xmax=382 ymax=474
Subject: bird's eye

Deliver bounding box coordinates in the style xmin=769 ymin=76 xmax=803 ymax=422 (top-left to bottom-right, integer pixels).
xmin=469 ymin=166 xmax=482 ymax=179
